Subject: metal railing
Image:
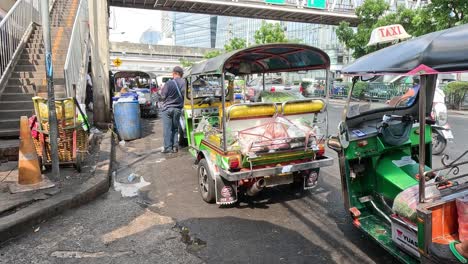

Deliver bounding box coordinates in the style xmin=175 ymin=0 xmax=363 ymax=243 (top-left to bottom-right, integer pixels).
xmin=64 ymin=0 xmax=89 ymax=102
xmin=0 ymin=0 xmax=40 ymax=86
xmin=0 ymin=0 xmax=56 ymax=91
xmin=243 ymin=0 xmax=357 ymax=12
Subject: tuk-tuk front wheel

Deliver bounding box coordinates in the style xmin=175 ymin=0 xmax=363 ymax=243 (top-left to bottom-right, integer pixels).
xmin=432 ymin=132 xmax=447 ymax=155
xmin=198 ymin=159 xmax=215 ymax=203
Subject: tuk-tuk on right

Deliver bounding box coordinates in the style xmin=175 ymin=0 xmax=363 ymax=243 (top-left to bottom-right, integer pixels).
xmin=328 ymin=24 xmax=468 ymax=263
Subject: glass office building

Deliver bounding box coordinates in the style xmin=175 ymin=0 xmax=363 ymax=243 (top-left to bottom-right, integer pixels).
xmin=172 ymin=13 xmax=218 ymax=48
xmin=139 ymin=27 xmax=162 ymax=45
xmin=214 ymin=17 xmax=348 ymax=71
xmin=168 ymin=13 xmax=350 ymax=70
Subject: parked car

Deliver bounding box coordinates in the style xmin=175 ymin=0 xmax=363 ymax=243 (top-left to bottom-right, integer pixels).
xmin=245 ymin=77 xmax=301 ymax=102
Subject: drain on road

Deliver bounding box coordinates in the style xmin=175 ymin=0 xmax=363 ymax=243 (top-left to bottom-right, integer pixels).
xmin=173 ymin=224 xmax=207 ymax=252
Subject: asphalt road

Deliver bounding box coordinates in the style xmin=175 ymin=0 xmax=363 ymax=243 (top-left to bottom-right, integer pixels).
xmin=1 ymin=103 xmax=468 ymax=264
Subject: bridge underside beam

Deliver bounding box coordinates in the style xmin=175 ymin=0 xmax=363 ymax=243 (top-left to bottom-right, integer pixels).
xmin=109 ymin=0 xmax=358 ymax=26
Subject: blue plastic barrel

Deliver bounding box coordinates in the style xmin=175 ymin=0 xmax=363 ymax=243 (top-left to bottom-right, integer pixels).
xmin=114 ymin=101 xmax=141 ymax=140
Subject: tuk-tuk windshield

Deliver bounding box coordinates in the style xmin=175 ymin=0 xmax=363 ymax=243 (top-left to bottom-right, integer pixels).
xmin=245 ymin=69 xmax=327 ymax=103
xmin=190 ymin=75 xmax=225 ymax=98
xmin=346 ymin=75 xmax=418 ymax=118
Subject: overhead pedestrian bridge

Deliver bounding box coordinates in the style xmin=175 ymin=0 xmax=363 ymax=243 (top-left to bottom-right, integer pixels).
xmin=108 ymin=0 xmax=359 ymax=26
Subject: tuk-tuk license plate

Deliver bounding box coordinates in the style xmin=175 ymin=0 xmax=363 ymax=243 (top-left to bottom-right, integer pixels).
xmin=442 ymin=130 xmax=454 ymax=140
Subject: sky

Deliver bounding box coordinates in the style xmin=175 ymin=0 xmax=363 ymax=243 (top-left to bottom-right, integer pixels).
xmin=109 ymin=7 xmax=162 ymax=43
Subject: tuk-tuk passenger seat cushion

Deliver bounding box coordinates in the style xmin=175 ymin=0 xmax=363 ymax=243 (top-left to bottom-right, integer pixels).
xmin=281 ymin=100 xmax=324 ymax=115
xmin=228 ymin=104 xmax=276 ymax=120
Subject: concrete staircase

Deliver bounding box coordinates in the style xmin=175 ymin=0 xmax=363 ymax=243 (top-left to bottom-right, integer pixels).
xmin=0 ymin=0 xmax=79 ymax=138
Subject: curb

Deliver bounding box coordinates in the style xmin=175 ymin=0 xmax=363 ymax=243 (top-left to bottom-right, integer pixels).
xmin=448 ymin=110 xmax=468 ymax=116
xmin=0 ymin=132 xmax=114 ymax=244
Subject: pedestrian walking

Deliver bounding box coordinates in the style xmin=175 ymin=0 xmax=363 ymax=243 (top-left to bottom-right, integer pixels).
xmin=160 ymin=66 xmax=185 ymax=153
xmin=85 ymin=72 xmax=93 ymax=111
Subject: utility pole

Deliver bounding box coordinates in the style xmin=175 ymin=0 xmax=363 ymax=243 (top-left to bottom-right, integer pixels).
xmin=40 ymin=0 xmax=60 ymax=180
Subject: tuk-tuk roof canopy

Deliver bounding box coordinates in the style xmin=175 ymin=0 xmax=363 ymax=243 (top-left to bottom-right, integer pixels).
xmin=113 ymin=71 xmax=154 ymax=79
xmin=342 ymin=24 xmax=468 ymax=75
xmin=187 ymin=44 xmax=330 ymax=76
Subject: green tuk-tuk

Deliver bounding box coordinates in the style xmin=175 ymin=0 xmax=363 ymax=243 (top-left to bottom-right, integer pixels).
xmin=180 ymin=44 xmax=334 ymax=205
xmin=328 ymin=24 xmax=468 ymax=263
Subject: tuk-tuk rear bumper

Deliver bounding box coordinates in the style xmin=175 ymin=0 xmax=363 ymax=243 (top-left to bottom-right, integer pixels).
xmin=218 ymin=156 xmax=334 ymax=181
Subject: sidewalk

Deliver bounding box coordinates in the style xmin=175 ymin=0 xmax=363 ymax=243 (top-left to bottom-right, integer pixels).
xmin=0 ymin=131 xmax=113 ymax=244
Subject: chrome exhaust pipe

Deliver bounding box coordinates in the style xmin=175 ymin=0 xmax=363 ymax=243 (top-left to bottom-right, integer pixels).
xmin=246 ymin=178 xmax=266 ymax=196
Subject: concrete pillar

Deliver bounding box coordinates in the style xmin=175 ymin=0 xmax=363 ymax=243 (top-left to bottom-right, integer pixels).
xmin=88 ymin=0 xmax=111 ymax=125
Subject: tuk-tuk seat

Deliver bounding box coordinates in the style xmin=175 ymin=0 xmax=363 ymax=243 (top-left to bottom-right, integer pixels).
xmin=280 ymin=99 xmax=325 ymax=115
xmin=227 ymin=103 xmax=277 ymax=120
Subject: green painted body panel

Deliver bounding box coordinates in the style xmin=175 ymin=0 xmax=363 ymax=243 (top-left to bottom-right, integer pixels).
xmin=344 ymin=137 xmax=380 ymax=160
xmin=409 ymin=125 xmax=432 ymax=146
xmin=417 ymin=216 xmax=425 ymax=254
xmin=375 ymin=151 xmax=420 ymax=200
xmin=184 ymin=111 xmax=197 ymax=157
xmin=359 ymin=212 xmax=419 ymax=264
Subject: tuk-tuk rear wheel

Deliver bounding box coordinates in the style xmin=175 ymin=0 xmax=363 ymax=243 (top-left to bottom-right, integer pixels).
xmin=198 ymin=159 xmax=215 ymax=203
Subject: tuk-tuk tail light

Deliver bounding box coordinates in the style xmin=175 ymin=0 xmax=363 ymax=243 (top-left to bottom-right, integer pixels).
xmin=316 ymin=144 xmax=325 ymax=157
xmin=229 ymin=157 xmax=241 ymax=171
xmin=270 ymin=87 xmax=276 ymax=92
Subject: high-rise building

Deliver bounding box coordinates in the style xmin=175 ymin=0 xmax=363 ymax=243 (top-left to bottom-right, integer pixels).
xmin=172 ymin=13 xmax=218 ymax=48
xmin=161 ymin=11 xmax=173 ymax=39
xmin=139 ymin=27 xmax=162 ymax=45
xmin=214 ymin=17 xmax=349 ymax=72
xmin=172 ymin=13 xmax=350 ymax=71
xmin=215 ymin=17 xmax=262 ymax=48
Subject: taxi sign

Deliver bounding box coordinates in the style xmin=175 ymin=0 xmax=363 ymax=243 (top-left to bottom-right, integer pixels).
xmin=367 ymin=24 xmax=412 ymax=46
xmin=113 ymin=57 xmax=122 ymax=67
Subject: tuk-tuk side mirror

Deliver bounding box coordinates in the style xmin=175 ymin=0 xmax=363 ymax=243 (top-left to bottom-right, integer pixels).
xmin=327 ymin=136 xmax=342 ymax=152
xmin=338 ymin=121 xmax=350 ymax=148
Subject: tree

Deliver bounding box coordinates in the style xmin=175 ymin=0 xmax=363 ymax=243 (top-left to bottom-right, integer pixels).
xmin=224 ymin=37 xmax=247 ymax=52
xmin=445 ymin=81 xmax=468 ymax=110
xmin=422 ymin=0 xmax=468 ymax=30
xmin=336 ymin=0 xmax=389 ymax=58
xmin=336 ymin=0 xmax=468 ymax=59
xmin=254 ymin=21 xmax=287 ymax=44
xmin=203 ymin=50 xmax=223 ymax=59
xmin=179 ymin=58 xmax=195 ymax=67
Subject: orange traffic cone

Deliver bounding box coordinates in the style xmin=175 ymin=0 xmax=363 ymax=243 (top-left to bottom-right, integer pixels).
xmin=9 ymin=116 xmax=54 ymax=193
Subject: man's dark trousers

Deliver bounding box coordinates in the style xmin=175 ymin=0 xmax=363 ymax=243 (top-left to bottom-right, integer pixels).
xmin=162 ymin=107 xmax=182 ymax=151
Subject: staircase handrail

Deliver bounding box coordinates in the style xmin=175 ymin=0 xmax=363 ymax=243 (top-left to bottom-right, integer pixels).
xmin=63 ymin=0 xmax=89 ymax=102
xmin=0 ymin=0 xmax=56 ymax=94
xmin=0 ymin=0 xmax=41 ymax=93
